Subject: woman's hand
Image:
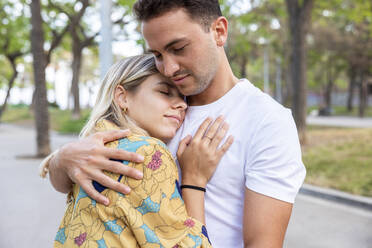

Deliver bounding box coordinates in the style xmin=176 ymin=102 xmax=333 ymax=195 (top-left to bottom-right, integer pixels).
xmin=176 ymin=116 xmax=234 ymax=188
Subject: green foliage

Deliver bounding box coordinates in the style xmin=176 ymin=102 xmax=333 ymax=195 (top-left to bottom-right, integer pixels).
xmin=0 ymin=1 xmax=30 ymax=89
xmin=1 ymin=104 xmax=32 ymax=122
xmin=50 ymin=107 xmax=91 ymax=134
xmin=0 ymin=56 xmax=11 ymax=88
xmin=0 ymin=0 xmax=30 ymax=55
xmin=332 ymin=106 xmax=372 ymax=118
xmin=2 ymin=104 xmax=91 ymax=134
xmin=307 ymin=106 xmax=372 ymax=117
xmin=308 ymin=0 xmax=372 ymax=94
xmin=117 ymin=0 xmax=136 ymax=10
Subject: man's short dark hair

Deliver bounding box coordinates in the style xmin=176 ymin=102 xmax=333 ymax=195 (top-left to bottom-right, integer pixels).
xmin=133 ymin=0 xmax=222 ymax=31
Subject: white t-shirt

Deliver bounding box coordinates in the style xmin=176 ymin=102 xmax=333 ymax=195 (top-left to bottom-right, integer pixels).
xmin=167 ymin=79 xmax=306 ymax=248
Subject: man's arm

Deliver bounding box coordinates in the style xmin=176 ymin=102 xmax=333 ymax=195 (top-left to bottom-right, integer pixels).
xmin=46 ymin=129 xmax=144 ymax=205
xmin=243 ymin=188 xmax=292 ymax=248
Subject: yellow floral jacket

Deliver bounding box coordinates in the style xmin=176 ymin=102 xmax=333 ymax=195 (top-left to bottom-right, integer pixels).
xmin=54 ymin=120 xmax=212 ymax=248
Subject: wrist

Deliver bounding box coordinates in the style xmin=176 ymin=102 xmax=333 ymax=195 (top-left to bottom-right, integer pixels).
xmin=49 ymin=152 xmax=60 ymax=172
xmin=181 ymin=184 xmax=206 ymax=192
xmin=39 ymin=150 xmax=59 ymax=178
xmin=181 ymin=176 xmax=207 ymax=188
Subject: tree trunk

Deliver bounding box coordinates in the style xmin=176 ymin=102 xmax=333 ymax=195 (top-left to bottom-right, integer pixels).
xmin=283 ymin=40 xmax=292 ymax=106
xmin=240 ymin=55 xmax=247 ymax=78
xmin=71 ymin=40 xmax=82 ymax=119
xmin=30 ymin=0 xmax=50 ymax=157
xmin=359 ymin=72 xmax=367 ymax=118
xmin=0 ymin=59 xmax=18 ymax=122
xmin=347 ymin=66 xmax=356 ymax=112
xmin=324 ymin=59 xmax=333 ymax=110
xmin=285 ymin=0 xmax=314 ymax=143
xmin=275 ymin=57 xmax=282 ymax=103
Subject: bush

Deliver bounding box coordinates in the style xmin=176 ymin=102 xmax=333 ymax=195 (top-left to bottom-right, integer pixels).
xmin=50 ymin=108 xmax=90 ymax=134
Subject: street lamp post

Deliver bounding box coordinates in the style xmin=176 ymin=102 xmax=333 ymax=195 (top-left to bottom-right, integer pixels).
xmin=99 ymin=0 xmax=113 ymax=81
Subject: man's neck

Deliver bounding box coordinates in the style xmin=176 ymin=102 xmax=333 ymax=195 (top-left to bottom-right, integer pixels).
xmin=188 ymin=56 xmax=239 ymax=106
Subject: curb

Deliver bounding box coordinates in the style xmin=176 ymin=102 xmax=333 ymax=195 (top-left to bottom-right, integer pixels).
xmin=299 ymin=184 xmax=372 ymax=212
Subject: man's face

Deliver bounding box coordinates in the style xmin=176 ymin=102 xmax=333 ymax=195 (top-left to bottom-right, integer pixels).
xmin=142 ymin=9 xmax=220 ymax=97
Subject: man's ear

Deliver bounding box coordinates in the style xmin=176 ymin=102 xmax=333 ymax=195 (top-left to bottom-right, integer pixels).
xmin=212 ymin=16 xmax=228 ymax=47
xmin=114 ymin=85 xmax=128 ymax=110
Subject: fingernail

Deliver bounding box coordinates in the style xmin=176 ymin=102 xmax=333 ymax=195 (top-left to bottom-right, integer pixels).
xmin=136 ymin=171 xmax=143 ymax=179
xmin=123 ymin=186 xmax=131 ymax=194
xmin=103 ymin=198 xmax=110 ymax=206
xmin=137 ymin=155 xmax=144 ymax=161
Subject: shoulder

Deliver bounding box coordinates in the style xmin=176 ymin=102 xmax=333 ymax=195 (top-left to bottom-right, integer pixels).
xmin=241 ymin=81 xmax=293 ymax=126
xmin=236 ymin=79 xmax=291 ymax=125
xmin=117 ymin=136 xmax=179 ymax=197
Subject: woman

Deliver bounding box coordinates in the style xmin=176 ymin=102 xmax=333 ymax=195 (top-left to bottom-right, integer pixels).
xmin=53 ymin=54 xmax=233 ymax=247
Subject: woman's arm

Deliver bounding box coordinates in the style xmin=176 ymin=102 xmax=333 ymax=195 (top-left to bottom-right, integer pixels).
xmin=177 ymin=116 xmax=234 ymax=224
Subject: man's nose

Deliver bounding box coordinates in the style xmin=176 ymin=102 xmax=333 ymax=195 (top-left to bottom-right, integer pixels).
xmin=162 ymin=56 xmax=180 ymax=78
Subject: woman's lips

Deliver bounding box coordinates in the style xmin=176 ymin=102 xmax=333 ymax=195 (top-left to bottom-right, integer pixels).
xmin=164 ymin=115 xmax=181 ymax=125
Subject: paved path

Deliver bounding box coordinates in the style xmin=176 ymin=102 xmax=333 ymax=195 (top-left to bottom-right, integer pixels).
xmin=0 ymin=123 xmax=371 ymax=248
xmin=307 ymin=115 xmax=372 ymax=128
xmin=285 ymin=194 xmax=372 ymax=248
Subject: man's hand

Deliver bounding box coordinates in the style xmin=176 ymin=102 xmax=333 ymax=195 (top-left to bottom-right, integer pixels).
xmin=49 ymin=129 xmax=144 ymax=205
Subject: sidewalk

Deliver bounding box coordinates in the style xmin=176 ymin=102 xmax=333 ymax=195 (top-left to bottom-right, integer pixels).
xmin=307 ymin=115 xmax=372 ymax=128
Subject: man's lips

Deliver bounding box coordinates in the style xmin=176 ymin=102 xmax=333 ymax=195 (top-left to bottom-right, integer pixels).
xmin=172 ymin=74 xmax=189 ymax=83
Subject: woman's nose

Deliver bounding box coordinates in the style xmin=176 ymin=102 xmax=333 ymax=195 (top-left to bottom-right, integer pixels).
xmin=174 ymin=98 xmax=187 ymax=110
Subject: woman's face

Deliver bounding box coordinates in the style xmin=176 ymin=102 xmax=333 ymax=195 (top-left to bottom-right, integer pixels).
xmin=125 ymin=73 xmax=187 ymax=143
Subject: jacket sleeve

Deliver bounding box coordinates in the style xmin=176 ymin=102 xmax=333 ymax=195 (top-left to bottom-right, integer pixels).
xmin=114 ymin=141 xmax=212 ymax=248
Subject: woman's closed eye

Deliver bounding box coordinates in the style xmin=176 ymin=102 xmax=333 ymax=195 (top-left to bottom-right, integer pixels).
xmin=160 ymin=90 xmax=170 ymax=95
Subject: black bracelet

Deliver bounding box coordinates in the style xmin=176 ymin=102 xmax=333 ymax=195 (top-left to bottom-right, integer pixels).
xmin=180 ymin=184 xmax=206 ymax=192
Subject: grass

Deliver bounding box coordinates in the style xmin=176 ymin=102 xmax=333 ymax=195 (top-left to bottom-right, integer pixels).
xmin=1 ymin=104 xmax=33 ymax=123
xmin=303 ymin=127 xmax=372 ymax=197
xmin=49 ymin=108 xmax=91 ymax=134
xmin=332 ymin=106 xmax=372 ymax=117
xmin=1 ymin=104 xmax=91 ymax=134
xmin=307 ymin=106 xmax=372 ymax=117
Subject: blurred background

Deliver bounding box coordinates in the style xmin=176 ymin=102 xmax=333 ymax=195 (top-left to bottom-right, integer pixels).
xmin=0 ymin=0 xmax=371 ymax=247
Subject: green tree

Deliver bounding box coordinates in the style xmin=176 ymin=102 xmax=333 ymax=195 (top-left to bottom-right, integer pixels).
xmin=49 ymin=0 xmax=132 ymax=118
xmin=30 ymin=0 xmax=70 ymax=156
xmin=30 ymin=0 xmax=51 ymax=156
xmin=286 ymin=0 xmax=315 ymax=141
xmin=310 ymin=0 xmax=372 ymax=116
xmin=0 ymin=0 xmax=30 ymax=121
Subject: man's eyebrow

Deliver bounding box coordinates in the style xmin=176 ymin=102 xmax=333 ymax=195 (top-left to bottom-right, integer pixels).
xmin=147 ymin=38 xmax=188 ymax=53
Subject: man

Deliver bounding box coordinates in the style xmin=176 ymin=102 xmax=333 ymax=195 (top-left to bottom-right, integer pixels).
xmin=44 ymin=0 xmax=306 ymax=247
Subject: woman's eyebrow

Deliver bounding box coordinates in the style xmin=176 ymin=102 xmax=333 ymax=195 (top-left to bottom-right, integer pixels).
xmin=157 ymin=81 xmax=183 ymax=97
xmin=157 ymin=81 xmax=176 ymax=88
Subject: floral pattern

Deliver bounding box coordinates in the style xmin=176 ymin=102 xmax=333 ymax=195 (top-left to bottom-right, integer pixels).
xmin=54 ymin=120 xmax=212 ymax=248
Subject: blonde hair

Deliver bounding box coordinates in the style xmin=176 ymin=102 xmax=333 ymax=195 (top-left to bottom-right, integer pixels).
xmin=80 ymin=54 xmax=158 ymax=138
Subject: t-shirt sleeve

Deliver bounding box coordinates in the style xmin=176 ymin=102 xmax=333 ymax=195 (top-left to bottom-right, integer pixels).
xmin=115 ymin=141 xmax=212 ymax=248
xmin=245 ymin=109 xmax=306 ymax=203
